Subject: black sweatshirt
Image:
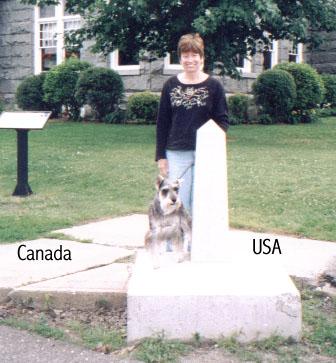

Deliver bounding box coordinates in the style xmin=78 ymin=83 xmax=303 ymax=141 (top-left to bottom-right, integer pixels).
xmin=155 ymin=75 xmax=229 ymax=161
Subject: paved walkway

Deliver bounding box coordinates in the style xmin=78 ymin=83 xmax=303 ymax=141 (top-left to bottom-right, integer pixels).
xmin=0 ymin=214 xmax=336 ymax=309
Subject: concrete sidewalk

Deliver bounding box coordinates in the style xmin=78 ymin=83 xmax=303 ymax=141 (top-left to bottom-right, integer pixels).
xmin=1 ymin=213 xmax=335 ymax=309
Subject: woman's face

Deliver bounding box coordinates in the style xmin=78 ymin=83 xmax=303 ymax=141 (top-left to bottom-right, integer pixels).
xmin=180 ymin=51 xmax=203 ymax=73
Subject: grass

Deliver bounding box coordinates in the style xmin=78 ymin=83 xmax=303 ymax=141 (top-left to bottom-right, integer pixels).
xmin=0 ymin=121 xmax=156 ymax=242
xmin=227 ymin=117 xmax=336 ymax=241
xmin=65 ymin=320 xmax=124 ymax=352
xmin=0 ymin=118 xmax=335 ymax=242
xmin=0 ymin=315 xmax=65 ymax=340
xmin=217 ymin=334 xmax=301 ymax=362
xmin=301 ymin=285 xmax=336 ymax=357
xmin=0 ymin=316 xmax=124 ymax=353
xmin=134 ymin=332 xmax=189 ymax=363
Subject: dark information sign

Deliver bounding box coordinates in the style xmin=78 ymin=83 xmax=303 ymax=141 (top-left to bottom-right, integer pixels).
xmin=0 ymin=111 xmax=52 ymax=196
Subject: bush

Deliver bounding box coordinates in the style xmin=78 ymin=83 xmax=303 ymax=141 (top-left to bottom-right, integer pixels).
xmin=103 ymin=109 xmax=126 ymax=124
xmin=257 ymin=113 xmax=274 ymax=125
xmin=15 ymin=73 xmax=58 ymax=114
xmin=252 ymin=69 xmax=297 ymax=123
xmin=75 ymin=67 xmax=124 ymax=121
xmin=43 ymin=57 xmax=92 ymax=120
xmin=316 ymin=107 xmax=336 ymax=117
xmin=274 ymin=62 xmax=325 ymax=115
xmin=126 ymin=92 xmax=160 ymax=124
xmin=228 ymin=93 xmax=249 ymax=124
xmin=321 ymin=74 xmax=336 ymax=107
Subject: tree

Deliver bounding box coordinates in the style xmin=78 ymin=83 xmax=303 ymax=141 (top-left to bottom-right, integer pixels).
xmin=20 ymin=0 xmax=336 ymax=77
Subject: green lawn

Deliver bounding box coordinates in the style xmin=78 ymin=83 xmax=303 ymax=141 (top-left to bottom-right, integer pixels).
xmin=228 ymin=117 xmax=336 ymax=241
xmin=0 ymin=118 xmax=335 ymax=243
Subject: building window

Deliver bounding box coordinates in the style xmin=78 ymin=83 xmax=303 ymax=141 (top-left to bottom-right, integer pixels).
xmin=235 ymin=54 xmax=252 ymax=74
xmin=110 ymin=49 xmax=141 ymax=75
xmin=39 ymin=5 xmax=55 ymax=18
xmin=34 ymin=0 xmax=81 ymax=74
xmin=170 ymin=51 xmax=180 ymax=65
xmin=289 ymin=43 xmax=303 ymax=63
xmin=263 ymin=40 xmax=278 ymax=70
xmin=118 ymin=50 xmax=139 ymax=66
xmin=64 ymin=18 xmax=81 ymax=33
xmin=163 ymin=52 xmax=183 ymax=75
xmin=39 ymin=22 xmax=57 ymax=71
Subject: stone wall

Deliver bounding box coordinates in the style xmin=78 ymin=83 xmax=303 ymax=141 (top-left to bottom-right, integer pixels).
xmin=121 ymin=57 xmax=258 ymax=97
xmin=306 ymin=32 xmax=336 ymax=74
xmin=80 ymin=40 xmax=109 ymax=68
xmin=0 ymin=0 xmax=34 ymax=106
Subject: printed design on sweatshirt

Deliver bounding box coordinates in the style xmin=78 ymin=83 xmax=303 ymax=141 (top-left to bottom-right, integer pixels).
xmin=170 ymin=86 xmax=209 ymax=110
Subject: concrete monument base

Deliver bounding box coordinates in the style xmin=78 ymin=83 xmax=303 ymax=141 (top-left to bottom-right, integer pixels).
xmin=127 ymin=251 xmax=301 ymax=343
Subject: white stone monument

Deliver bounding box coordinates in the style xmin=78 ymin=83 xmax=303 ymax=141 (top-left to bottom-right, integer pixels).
xmin=191 ymin=120 xmax=229 ymax=261
xmin=127 ymin=120 xmax=302 ymax=343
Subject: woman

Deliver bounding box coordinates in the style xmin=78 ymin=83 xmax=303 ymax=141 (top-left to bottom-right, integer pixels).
xmin=156 ymin=33 xmax=229 ymax=214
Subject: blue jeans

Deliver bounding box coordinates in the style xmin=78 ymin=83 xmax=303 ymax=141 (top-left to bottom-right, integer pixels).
xmin=166 ymin=150 xmax=195 ymax=215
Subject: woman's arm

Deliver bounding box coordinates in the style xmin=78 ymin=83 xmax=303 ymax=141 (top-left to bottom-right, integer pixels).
xmin=155 ymin=80 xmax=173 ymax=161
xmin=212 ymin=80 xmax=230 ymax=132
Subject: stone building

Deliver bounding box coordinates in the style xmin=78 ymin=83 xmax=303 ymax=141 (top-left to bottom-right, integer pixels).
xmin=307 ymin=32 xmax=336 ymax=74
xmin=1 ymin=0 xmax=331 ymax=107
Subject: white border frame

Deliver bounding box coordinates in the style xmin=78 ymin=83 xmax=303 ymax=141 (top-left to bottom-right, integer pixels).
xmin=271 ymin=40 xmax=278 ymax=67
xmin=289 ymin=42 xmax=303 ymax=63
xmin=262 ymin=39 xmax=278 ymax=70
xmin=34 ymin=1 xmax=81 ymax=74
xmin=236 ymin=56 xmax=252 ymax=74
xmin=163 ymin=53 xmax=183 ymax=75
xmin=110 ymin=50 xmax=141 ymax=76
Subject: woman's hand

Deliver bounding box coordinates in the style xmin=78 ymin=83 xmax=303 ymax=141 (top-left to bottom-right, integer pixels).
xmin=157 ymin=159 xmax=169 ymax=177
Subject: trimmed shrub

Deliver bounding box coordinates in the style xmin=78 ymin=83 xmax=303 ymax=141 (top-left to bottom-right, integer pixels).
xmin=103 ymin=109 xmax=127 ymax=124
xmin=75 ymin=67 xmax=124 ymax=121
xmin=252 ymin=69 xmax=297 ymax=123
xmin=126 ymin=92 xmax=160 ymax=124
xmin=43 ymin=57 xmax=92 ymax=120
xmin=228 ymin=93 xmax=249 ymax=124
xmin=15 ymin=73 xmax=58 ymax=114
xmin=257 ymin=113 xmax=274 ymax=125
xmin=274 ymin=62 xmax=325 ymax=115
xmin=321 ymin=74 xmax=336 ymax=107
xmin=316 ymin=107 xmax=336 ymax=117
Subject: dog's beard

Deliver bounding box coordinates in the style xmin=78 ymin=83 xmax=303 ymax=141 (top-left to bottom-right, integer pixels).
xmin=159 ymin=198 xmax=181 ymax=215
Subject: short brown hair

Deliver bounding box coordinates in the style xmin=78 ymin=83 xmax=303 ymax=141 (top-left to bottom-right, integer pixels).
xmin=177 ymin=33 xmax=204 ymax=59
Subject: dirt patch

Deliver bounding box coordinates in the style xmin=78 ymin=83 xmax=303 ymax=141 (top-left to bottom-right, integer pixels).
xmin=0 ymin=298 xmax=126 ymax=333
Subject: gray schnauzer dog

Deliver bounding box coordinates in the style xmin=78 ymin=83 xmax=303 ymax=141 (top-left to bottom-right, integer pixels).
xmin=145 ymin=175 xmax=192 ymax=268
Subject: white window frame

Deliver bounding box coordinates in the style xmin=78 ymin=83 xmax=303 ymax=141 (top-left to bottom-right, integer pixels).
xmin=262 ymin=39 xmax=278 ymax=70
xmin=110 ymin=50 xmax=141 ymax=76
xmin=289 ymin=42 xmax=303 ymax=63
xmin=163 ymin=53 xmax=183 ymax=75
xmin=236 ymin=56 xmax=252 ymax=74
xmin=271 ymin=40 xmax=279 ymax=67
xmin=34 ymin=1 xmax=81 ymax=74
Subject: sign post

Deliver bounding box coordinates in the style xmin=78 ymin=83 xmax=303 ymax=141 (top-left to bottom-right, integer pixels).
xmin=13 ymin=129 xmax=32 ymax=196
xmin=0 ymin=111 xmax=51 ymax=196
